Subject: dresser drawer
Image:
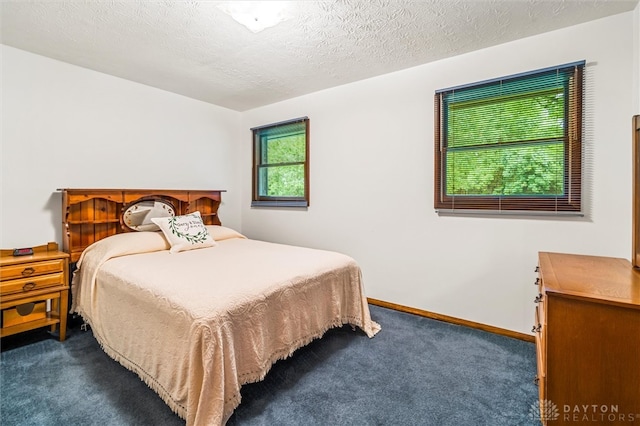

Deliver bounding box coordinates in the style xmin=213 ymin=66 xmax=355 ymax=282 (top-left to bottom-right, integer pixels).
xmin=0 ymin=272 xmax=65 ymax=295
xmin=0 ymin=259 xmax=65 ymax=280
xmin=536 ymin=269 xmax=543 ymax=293
xmin=534 ymin=306 xmax=545 ymax=375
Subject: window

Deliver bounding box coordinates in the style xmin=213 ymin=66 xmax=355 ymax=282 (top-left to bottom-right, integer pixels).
xmin=434 ymin=61 xmax=584 ymax=214
xmin=252 ymin=117 xmax=309 ymax=207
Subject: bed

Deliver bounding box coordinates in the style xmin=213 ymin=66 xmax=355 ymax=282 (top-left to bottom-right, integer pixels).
xmin=60 ymin=188 xmax=380 ymax=426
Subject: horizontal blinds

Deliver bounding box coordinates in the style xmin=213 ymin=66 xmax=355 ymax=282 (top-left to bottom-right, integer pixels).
xmin=434 ymin=61 xmax=584 ymax=214
xmin=255 ymin=120 xmax=306 ymax=139
xmin=251 ymin=116 xmax=308 ymax=133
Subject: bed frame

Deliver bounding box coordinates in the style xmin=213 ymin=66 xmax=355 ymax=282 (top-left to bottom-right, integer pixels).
xmin=59 ymin=188 xmax=224 ymax=263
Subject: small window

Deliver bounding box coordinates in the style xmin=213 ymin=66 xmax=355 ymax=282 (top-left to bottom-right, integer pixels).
xmin=434 ymin=61 xmax=584 ymax=214
xmin=252 ymin=117 xmax=309 ymax=207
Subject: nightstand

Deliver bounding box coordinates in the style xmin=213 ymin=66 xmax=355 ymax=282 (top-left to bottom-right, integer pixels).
xmin=0 ymin=242 xmax=70 ymax=341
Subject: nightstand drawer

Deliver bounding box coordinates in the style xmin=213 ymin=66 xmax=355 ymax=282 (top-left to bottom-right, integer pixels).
xmin=1 ymin=301 xmax=47 ymax=328
xmin=0 ymin=242 xmax=69 ymax=341
xmin=0 ymin=259 xmax=65 ymax=280
xmin=0 ymin=272 xmax=65 ymax=295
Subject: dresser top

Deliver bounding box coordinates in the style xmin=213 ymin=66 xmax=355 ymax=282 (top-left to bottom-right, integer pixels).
xmin=539 ymin=252 xmax=640 ymax=307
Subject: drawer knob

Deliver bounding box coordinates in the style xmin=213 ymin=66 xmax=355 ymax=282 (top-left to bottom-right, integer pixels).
xmin=21 ymin=267 xmax=35 ymax=276
xmin=22 ymin=282 xmax=36 ymax=291
xmin=534 ymin=293 xmax=543 ymax=303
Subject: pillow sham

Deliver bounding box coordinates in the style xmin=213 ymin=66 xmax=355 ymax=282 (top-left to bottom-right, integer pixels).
xmin=151 ymin=211 xmax=216 ymax=253
xmin=205 ymin=225 xmax=247 ymax=241
xmin=76 ymin=230 xmax=171 ymax=268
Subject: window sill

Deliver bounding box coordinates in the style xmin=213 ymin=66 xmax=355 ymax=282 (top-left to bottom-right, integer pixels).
xmin=436 ymin=209 xmax=584 ymax=217
xmin=251 ymin=200 xmax=308 ymax=208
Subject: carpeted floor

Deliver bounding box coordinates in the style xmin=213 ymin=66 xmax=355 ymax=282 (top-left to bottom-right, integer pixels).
xmin=1 ymin=305 xmax=540 ymax=425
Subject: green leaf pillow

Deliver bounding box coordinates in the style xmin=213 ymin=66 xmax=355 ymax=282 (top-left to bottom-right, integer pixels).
xmin=151 ymin=211 xmax=216 ymax=253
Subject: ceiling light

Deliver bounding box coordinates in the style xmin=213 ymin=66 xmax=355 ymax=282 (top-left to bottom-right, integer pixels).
xmin=217 ymin=1 xmax=291 ymax=33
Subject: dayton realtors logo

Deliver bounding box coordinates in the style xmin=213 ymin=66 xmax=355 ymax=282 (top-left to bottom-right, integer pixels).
xmin=562 ymin=404 xmax=639 ymax=423
xmin=529 ymin=399 xmax=560 ymax=422
xmin=529 ymin=400 xmax=640 ymax=422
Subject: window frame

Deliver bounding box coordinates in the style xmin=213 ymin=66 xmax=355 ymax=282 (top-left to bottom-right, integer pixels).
xmin=434 ymin=61 xmax=584 ymax=215
xmin=251 ymin=117 xmax=310 ymax=208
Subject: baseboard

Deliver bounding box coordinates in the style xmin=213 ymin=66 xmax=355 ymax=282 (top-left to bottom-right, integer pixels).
xmin=367 ymin=298 xmax=535 ymax=343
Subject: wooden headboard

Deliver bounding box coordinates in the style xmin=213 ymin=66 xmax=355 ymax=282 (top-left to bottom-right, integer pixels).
xmin=59 ymin=188 xmax=225 ymax=263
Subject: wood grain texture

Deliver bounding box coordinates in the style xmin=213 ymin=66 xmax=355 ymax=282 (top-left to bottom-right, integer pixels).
xmin=0 ymin=244 xmax=69 ymax=341
xmin=633 ymin=115 xmax=640 ymax=268
xmin=59 ymin=189 xmax=225 ymax=263
xmin=539 ymin=252 xmax=640 ymax=306
xmin=536 ymin=252 xmax=640 ymax=425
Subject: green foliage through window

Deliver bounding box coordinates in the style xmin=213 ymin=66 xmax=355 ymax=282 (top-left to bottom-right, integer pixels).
xmin=252 ymin=118 xmax=309 ymax=206
xmin=435 ymin=62 xmax=584 ymax=213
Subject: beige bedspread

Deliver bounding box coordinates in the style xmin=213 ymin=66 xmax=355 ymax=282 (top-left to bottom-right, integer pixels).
xmin=71 ymin=226 xmax=380 ymax=425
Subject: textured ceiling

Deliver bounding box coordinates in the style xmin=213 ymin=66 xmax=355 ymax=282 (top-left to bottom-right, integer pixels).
xmin=1 ymin=0 xmax=638 ymax=111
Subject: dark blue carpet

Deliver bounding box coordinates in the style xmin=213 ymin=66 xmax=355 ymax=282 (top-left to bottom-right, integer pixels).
xmin=1 ymin=305 xmax=539 ymax=425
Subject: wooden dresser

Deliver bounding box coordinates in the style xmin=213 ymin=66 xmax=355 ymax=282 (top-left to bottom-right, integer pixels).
xmin=0 ymin=242 xmax=69 ymax=341
xmin=534 ymin=252 xmax=640 ymax=424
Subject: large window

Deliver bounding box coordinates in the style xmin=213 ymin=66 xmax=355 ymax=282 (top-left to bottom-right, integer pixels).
xmin=434 ymin=61 xmax=584 ymax=214
xmin=252 ymin=117 xmax=309 ymax=207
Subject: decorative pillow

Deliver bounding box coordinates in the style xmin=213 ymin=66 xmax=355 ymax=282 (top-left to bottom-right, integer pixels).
xmin=151 ymin=211 xmax=216 ymax=253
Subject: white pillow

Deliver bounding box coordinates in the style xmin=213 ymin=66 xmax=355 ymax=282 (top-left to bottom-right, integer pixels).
xmin=151 ymin=211 xmax=216 ymax=253
xmin=205 ymin=225 xmax=247 ymax=241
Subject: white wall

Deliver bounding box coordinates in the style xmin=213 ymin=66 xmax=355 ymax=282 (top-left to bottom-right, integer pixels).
xmin=1 ymin=45 xmax=242 ymax=248
xmin=240 ymin=12 xmax=636 ymax=335
xmin=1 ymin=11 xmax=636 ymax=336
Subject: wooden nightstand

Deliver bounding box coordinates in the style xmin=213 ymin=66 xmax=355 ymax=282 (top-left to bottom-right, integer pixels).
xmin=0 ymin=242 xmax=70 ymax=341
